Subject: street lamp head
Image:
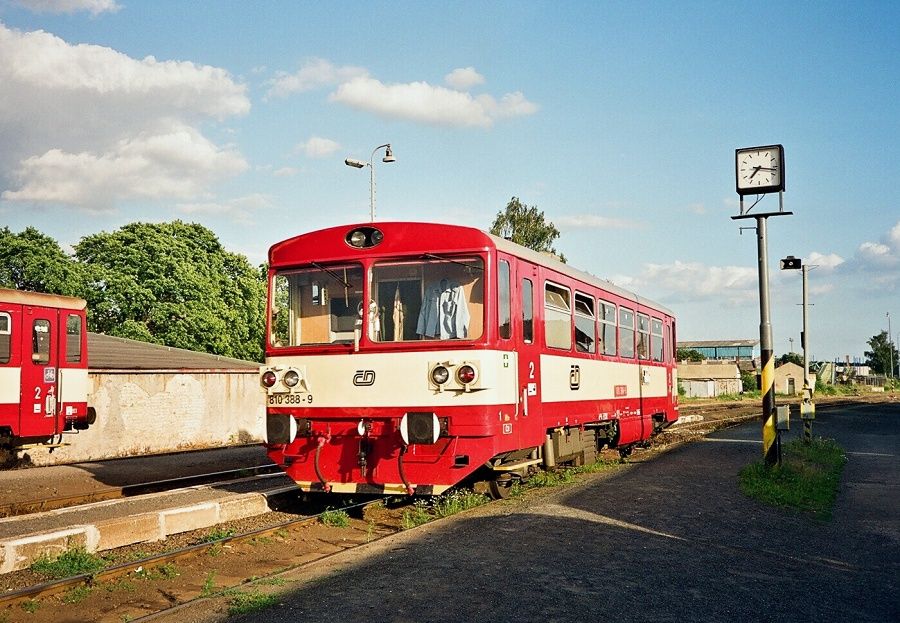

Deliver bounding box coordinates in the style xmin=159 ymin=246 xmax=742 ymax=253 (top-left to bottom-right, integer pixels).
xmin=345 ymin=158 xmax=366 ymax=169
xmin=382 ymin=145 xmax=396 ymax=163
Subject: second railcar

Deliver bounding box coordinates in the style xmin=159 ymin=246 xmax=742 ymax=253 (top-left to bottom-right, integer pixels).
xmin=260 ymin=222 xmax=678 ymax=495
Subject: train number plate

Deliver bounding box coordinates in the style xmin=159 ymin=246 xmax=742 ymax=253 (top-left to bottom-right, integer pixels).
xmin=614 ymin=385 xmax=628 ymax=397
xmin=268 ymin=394 xmax=313 ymax=405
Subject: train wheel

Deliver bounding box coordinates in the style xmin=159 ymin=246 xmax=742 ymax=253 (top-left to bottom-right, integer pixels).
xmin=487 ymin=474 xmax=516 ymax=500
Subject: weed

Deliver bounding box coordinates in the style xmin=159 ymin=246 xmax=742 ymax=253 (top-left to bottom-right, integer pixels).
xmin=200 ymin=571 xmax=217 ymax=597
xmin=199 ymin=528 xmax=235 ymax=543
xmin=739 ymin=437 xmax=846 ymax=519
xmin=319 ymin=508 xmax=351 ymax=528
xmin=135 ymin=562 xmax=179 ymax=581
xmin=400 ymin=500 xmax=432 ymax=529
xmin=103 ymin=578 xmax=136 ymax=593
xmin=431 ymin=490 xmax=489 ymax=518
xmin=62 ymin=585 xmax=92 ymax=604
xmin=20 ymin=600 xmax=40 ymax=614
xmin=227 ymin=589 xmax=279 ymax=616
xmin=207 ymin=543 xmax=223 ymax=557
xmin=527 ymin=468 xmax=577 ymax=488
xmin=574 ymin=458 xmax=620 ymax=474
xmin=255 ymin=577 xmax=287 ymax=586
xmin=30 ymin=547 xmax=106 ymax=580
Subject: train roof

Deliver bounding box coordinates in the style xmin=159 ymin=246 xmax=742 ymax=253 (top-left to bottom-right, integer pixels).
xmin=0 ymin=288 xmax=87 ymax=310
xmin=270 ymin=222 xmax=674 ymax=318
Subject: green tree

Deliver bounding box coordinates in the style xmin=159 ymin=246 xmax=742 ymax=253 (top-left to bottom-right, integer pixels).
xmin=777 ymin=352 xmax=803 ymax=367
xmin=75 ymin=221 xmax=266 ymax=361
xmin=676 ymin=348 xmax=704 ymax=362
xmin=0 ymin=227 xmax=83 ymax=295
xmin=864 ymin=331 xmax=898 ymax=376
xmin=489 ymin=197 xmax=566 ymax=262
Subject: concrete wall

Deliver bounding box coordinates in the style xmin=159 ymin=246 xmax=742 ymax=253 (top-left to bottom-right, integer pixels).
xmin=25 ymin=371 xmax=265 ymax=466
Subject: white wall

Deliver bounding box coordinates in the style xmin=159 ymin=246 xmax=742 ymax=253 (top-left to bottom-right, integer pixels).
xmin=25 ymin=371 xmax=265 ymax=465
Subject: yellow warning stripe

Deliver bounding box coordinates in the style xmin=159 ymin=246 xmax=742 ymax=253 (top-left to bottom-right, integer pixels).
xmin=760 ymin=352 xmax=777 ymax=461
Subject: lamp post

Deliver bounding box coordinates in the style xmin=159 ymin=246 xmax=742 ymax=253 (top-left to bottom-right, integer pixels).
xmin=344 ymin=143 xmax=396 ymax=222
xmin=889 ymin=312 xmax=894 ymax=383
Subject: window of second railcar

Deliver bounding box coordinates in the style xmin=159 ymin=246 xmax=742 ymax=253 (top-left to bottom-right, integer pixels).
xmin=498 ymin=260 xmax=511 ymax=339
xmin=574 ymin=292 xmax=595 ymax=353
xmin=637 ymin=313 xmax=650 ymax=360
xmin=598 ymin=300 xmax=617 ymax=356
xmin=619 ymin=307 xmax=635 ymax=358
xmin=33 ymin=319 xmax=50 ymax=364
xmin=544 ymin=282 xmax=572 ymax=350
xmin=0 ymin=312 xmax=10 ymax=364
xmin=651 ymin=317 xmax=664 ymax=362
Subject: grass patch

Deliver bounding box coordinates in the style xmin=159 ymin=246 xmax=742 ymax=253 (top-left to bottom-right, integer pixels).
xmin=61 ymin=585 xmax=92 ymax=604
xmin=431 ymin=490 xmax=489 ymax=518
xmin=739 ymin=437 xmax=847 ymax=519
xmin=135 ymin=562 xmax=179 ymax=581
xmin=30 ymin=547 xmax=106 ymax=580
xmin=400 ymin=500 xmax=433 ymax=530
xmin=198 ymin=528 xmax=235 ymax=543
xmin=20 ymin=600 xmax=40 ymax=614
xmin=227 ymin=589 xmax=279 ymax=616
xmin=200 ymin=571 xmax=217 ymax=597
xmin=319 ymin=508 xmax=351 ymax=527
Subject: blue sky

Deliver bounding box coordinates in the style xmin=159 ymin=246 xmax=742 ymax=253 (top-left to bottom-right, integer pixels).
xmin=1 ymin=0 xmax=898 ymax=361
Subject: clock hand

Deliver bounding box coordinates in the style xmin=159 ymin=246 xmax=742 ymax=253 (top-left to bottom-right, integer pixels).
xmin=749 ymin=166 xmax=761 ymax=179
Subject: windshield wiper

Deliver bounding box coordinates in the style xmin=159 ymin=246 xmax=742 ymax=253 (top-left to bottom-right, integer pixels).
xmin=310 ymin=262 xmax=353 ymax=288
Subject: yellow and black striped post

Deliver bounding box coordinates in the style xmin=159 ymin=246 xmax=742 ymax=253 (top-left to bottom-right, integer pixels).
xmin=760 ymin=347 xmax=780 ymax=466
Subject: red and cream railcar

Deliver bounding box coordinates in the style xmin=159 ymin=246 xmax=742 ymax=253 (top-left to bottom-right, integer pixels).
xmin=0 ymin=289 xmax=95 ymax=448
xmin=261 ymin=222 xmax=677 ymax=496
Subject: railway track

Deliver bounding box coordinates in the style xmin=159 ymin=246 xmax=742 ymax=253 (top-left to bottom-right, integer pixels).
xmin=0 ymin=463 xmax=282 ymax=518
xmin=0 ymin=496 xmax=409 ymax=622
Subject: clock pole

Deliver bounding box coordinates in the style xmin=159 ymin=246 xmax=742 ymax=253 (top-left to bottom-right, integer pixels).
xmin=734 ymin=144 xmax=790 ymax=468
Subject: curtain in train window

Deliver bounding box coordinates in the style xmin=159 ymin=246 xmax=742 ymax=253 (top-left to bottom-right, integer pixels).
xmin=637 ymin=313 xmax=651 ymax=360
xmin=598 ymin=300 xmax=617 ymax=356
xmin=651 ymin=318 xmax=664 ymax=362
xmin=544 ymin=282 xmax=571 ymax=350
xmin=574 ymin=292 xmax=595 ymax=353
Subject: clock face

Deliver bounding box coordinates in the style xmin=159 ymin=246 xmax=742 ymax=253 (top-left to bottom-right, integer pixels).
xmin=736 ymin=145 xmax=784 ymax=195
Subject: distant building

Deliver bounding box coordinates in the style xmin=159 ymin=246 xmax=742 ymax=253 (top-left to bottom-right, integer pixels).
xmin=677 ymin=361 xmax=742 ymax=398
xmin=678 ymin=339 xmax=759 ymax=361
xmin=774 ymin=361 xmax=817 ymax=395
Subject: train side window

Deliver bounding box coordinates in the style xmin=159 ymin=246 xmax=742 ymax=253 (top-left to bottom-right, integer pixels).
xmin=522 ymin=278 xmax=533 ymax=343
xmin=651 ymin=317 xmax=664 ymax=362
xmin=66 ymin=314 xmax=82 ymax=363
xmin=544 ymin=282 xmax=572 ymax=350
xmin=574 ymin=292 xmax=595 ymax=353
xmin=637 ymin=313 xmax=650 ymax=360
xmin=0 ymin=312 xmax=10 ymax=364
xmin=598 ymin=300 xmax=617 ymax=356
xmin=33 ymin=319 xmax=50 ymax=364
xmin=498 ymin=260 xmax=511 ymax=339
xmin=618 ymin=307 xmax=635 ymax=358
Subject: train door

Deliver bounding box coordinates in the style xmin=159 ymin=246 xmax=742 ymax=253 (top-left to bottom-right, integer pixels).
xmin=19 ymin=306 xmax=60 ymax=439
xmin=513 ymin=259 xmax=542 ymax=443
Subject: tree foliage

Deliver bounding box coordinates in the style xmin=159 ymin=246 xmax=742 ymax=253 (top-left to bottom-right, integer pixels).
xmin=864 ymin=331 xmax=898 ymax=376
xmin=777 ymin=352 xmax=803 ymax=367
xmin=0 ymin=227 xmax=83 ymax=295
xmin=676 ymin=348 xmax=704 ymax=362
xmin=74 ymin=221 xmax=266 ymax=362
xmin=489 ymin=197 xmax=565 ymax=262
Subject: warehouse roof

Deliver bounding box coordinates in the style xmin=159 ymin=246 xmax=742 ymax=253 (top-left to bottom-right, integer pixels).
xmin=87 ymin=332 xmax=260 ymax=371
xmin=678 ymin=339 xmax=759 ymax=348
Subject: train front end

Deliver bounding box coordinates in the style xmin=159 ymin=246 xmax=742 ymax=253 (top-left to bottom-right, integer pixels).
xmin=261 ymin=223 xmax=515 ymax=495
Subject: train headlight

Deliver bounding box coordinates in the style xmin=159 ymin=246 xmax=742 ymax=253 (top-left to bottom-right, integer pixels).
xmin=283 ymin=369 xmax=300 ymax=388
xmin=457 ymin=365 xmax=477 ymax=385
xmin=348 ymin=230 xmax=367 ymax=247
xmin=345 ymin=226 xmax=384 ymax=249
xmin=431 ymin=365 xmax=450 ymax=385
xmin=261 ymin=370 xmax=277 ymax=388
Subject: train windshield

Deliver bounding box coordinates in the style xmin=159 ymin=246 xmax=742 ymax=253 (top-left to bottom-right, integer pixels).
xmin=270 ymin=264 xmax=364 ymax=347
xmin=371 ymin=256 xmax=484 ymax=342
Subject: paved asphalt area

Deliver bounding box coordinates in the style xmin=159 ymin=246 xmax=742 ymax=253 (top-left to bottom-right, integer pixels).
xmin=183 ymin=402 xmax=899 ymax=623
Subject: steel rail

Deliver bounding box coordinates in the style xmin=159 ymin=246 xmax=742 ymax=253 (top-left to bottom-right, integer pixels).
xmin=0 ymin=463 xmax=281 ymax=518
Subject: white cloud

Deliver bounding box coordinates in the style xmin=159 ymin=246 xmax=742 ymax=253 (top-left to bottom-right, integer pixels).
xmin=273 ymin=166 xmax=299 ymax=177
xmin=295 ymin=136 xmax=341 ymax=159
xmin=444 ymin=67 xmax=485 ymax=90
xmin=618 ymin=260 xmax=758 ymax=306
xmin=557 ymin=214 xmax=643 ymax=230
xmin=806 ymin=251 xmax=845 ymax=271
xmin=11 ymin=0 xmax=120 ymax=14
xmin=0 ymin=23 xmax=250 ymax=212
xmin=3 ymin=124 xmax=247 ymax=211
xmin=330 ymin=76 xmax=537 ymax=128
xmin=266 ymin=58 xmax=368 ymax=98
xmin=176 ymin=193 xmax=273 ymax=224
